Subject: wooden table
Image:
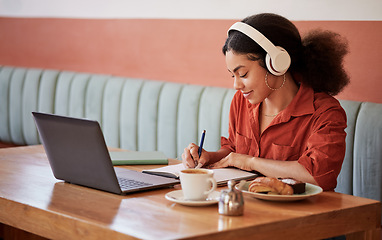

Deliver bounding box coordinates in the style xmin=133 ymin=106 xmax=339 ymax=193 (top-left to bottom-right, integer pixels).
xmin=0 ymin=146 xmax=380 ymax=240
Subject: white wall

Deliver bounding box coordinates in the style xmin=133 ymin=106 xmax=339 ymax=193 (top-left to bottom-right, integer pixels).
xmin=0 ymin=0 xmax=381 ymax=20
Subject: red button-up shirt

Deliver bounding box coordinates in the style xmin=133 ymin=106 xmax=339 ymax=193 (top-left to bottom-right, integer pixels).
xmin=221 ymin=83 xmax=347 ymax=191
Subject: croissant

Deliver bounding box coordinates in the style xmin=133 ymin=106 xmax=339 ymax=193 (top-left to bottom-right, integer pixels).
xmin=248 ymin=177 xmax=294 ymax=195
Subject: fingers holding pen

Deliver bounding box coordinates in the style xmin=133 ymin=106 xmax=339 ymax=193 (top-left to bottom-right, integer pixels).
xmin=182 ymin=130 xmax=207 ymax=169
xmin=181 ymin=143 xmax=209 ymax=169
xmin=190 ymin=143 xmax=201 ymax=162
xmin=182 ymin=143 xmax=199 ymax=168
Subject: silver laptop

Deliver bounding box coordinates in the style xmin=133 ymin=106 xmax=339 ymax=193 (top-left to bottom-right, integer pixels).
xmin=32 ymin=112 xmax=179 ymax=195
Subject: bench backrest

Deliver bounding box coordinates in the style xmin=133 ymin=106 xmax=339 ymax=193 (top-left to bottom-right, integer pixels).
xmin=0 ymin=66 xmax=235 ymax=159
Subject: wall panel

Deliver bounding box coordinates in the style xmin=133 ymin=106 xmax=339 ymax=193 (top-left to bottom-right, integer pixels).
xmin=0 ymin=17 xmax=381 ymax=103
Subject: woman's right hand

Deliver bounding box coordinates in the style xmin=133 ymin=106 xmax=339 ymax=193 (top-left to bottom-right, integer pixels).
xmin=181 ymin=143 xmax=209 ymax=168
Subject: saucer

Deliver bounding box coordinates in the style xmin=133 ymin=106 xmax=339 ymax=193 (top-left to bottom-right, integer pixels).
xmin=165 ymin=190 xmax=220 ymax=206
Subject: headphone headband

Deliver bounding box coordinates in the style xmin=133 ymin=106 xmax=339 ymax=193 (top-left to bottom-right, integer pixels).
xmin=227 ymin=22 xmax=291 ymax=76
xmin=228 ymin=22 xmax=279 ymax=58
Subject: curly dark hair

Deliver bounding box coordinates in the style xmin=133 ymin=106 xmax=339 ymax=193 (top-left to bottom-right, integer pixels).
xmin=222 ymin=13 xmax=350 ymax=96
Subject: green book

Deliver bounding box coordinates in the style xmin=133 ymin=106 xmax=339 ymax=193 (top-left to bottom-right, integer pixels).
xmin=109 ymin=151 xmax=168 ymax=165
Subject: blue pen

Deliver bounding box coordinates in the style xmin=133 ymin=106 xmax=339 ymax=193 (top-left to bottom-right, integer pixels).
xmin=195 ymin=130 xmax=206 ymax=169
xmin=198 ymin=130 xmax=206 ymax=157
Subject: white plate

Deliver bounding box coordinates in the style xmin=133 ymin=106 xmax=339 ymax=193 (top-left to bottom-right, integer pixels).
xmin=235 ymin=181 xmax=323 ymax=202
xmin=165 ymin=190 xmax=220 ymax=206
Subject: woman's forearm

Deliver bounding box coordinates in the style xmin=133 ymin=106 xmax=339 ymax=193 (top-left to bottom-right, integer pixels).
xmin=251 ymin=157 xmax=318 ymax=185
xmin=207 ymin=148 xmax=231 ymax=165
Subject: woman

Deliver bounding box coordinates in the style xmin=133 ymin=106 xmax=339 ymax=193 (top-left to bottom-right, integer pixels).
xmin=182 ymin=13 xmax=350 ymax=191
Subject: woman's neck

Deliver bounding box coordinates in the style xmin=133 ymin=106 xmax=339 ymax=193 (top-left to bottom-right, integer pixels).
xmin=261 ymin=73 xmax=299 ymax=116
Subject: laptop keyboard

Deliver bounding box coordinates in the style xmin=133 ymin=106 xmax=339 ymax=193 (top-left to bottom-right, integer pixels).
xmin=118 ymin=177 xmax=153 ymax=190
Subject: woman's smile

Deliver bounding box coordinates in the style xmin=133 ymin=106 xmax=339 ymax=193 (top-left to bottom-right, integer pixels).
xmin=242 ymin=90 xmax=253 ymax=99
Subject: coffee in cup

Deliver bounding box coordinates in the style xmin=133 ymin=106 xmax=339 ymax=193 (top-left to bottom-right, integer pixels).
xmin=179 ymin=169 xmax=217 ymax=201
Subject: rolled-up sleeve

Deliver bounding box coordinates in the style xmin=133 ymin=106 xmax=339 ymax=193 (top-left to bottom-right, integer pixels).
xmin=298 ymin=107 xmax=347 ymax=191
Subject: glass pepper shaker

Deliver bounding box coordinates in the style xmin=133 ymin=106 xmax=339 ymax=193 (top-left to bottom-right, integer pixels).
xmin=219 ymin=180 xmax=244 ymax=216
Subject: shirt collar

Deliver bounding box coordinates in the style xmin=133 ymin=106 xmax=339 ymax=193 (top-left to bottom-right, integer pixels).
xmin=281 ymin=83 xmax=315 ymax=120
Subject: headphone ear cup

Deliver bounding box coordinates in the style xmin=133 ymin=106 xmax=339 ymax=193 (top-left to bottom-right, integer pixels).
xmin=265 ymin=47 xmax=291 ymax=76
xmin=265 ymin=53 xmax=280 ymax=76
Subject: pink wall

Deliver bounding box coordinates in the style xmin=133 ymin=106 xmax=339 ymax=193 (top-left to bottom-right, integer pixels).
xmin=0 ymin=17 xmax=381 ymax=103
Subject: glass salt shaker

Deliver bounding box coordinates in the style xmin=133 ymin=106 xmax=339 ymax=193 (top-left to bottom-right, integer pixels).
xmin=219 ymin=180 xmax=244 ymax=216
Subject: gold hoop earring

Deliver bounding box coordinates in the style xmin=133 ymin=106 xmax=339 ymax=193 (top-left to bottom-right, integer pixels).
xmin=265 ymin=72 xmax=286 ymax=91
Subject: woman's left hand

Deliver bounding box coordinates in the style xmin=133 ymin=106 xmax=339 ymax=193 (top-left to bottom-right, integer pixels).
xmin=209 ymin=152 xmax=255 ymax=171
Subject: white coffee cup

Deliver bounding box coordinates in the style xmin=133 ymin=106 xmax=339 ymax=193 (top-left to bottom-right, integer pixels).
xmin=179 ymin=168 xmax=217 ymax=201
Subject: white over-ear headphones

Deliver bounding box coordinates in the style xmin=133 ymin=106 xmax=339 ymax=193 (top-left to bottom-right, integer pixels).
xmin=228 ymin=22 xmax=291 ymax=76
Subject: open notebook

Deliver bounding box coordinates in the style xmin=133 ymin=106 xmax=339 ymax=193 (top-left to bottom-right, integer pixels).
xmin=143 ymin=163 xmax=257 ymax=186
